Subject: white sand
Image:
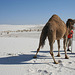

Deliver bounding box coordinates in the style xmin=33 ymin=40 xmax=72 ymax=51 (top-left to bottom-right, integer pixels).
xmin=0 ymin=25 xmax=75 ymax=75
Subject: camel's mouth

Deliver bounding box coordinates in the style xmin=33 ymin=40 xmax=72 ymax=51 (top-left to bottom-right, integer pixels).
xmin=71 ymin=24 xmax=75 ymax=30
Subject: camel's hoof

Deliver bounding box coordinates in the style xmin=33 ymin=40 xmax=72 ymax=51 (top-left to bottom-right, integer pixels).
xmin=65 ymin=56 xmax=69 ymax=59
xmin=57 ymin=54 xmax=60 ymax=57
xmin=33 ymin=55 xmax=37 ymax=58
xmin=54 ymin=61 xmax=58 ymax=64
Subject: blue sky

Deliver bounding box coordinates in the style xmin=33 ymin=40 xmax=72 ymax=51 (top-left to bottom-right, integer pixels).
xmin=0 ymin=0 xmax=75 ymax=25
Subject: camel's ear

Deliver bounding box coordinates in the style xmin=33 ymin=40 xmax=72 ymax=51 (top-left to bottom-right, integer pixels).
xmin=74 ymin=19 xmax=75 ymax=23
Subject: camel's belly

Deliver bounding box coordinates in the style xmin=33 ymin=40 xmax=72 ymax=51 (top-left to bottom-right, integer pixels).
xmin=56 ymin=30 xmax=65 ymax=40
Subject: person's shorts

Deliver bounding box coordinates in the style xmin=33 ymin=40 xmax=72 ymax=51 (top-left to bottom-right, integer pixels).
xmin=67 ymin=38 xmax=72 ymax=46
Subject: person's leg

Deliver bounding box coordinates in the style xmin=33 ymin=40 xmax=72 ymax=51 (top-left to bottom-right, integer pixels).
xmin=67 ymin=38 xmax=72 ymax=51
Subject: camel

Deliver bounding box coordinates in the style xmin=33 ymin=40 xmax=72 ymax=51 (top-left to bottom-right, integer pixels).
xmin=33 ymin=14 xmax=75 ymax=64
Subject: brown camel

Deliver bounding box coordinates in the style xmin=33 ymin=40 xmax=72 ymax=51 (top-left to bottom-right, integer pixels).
xmin=33 ymin=14 xmax=75 ymax=64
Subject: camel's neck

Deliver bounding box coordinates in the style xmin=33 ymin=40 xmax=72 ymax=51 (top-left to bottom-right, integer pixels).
xmin=67 ymin=27 xmax=72 ymax=35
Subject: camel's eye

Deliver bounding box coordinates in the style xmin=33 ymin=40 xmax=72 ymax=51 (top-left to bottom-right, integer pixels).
xmin=71 ymin=22 xmax=74 ymax=25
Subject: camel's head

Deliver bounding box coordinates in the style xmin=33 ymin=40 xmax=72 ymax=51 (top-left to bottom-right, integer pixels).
xmin=66 ymin=19 xmax=75 ymax=30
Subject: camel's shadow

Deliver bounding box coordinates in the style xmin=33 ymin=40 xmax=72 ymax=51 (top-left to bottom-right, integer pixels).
xmin=0 ymin=54 xmax=33 ymax=64
xmin=0 ymin=50 xmax=75 ymax=65
xmin=0 ymin=54 xmax=47 ymax=65
xmin=31 ymin=50 xmax=64 ymax=53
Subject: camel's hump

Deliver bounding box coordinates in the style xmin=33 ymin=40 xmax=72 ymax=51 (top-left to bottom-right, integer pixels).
xmin=51 ymin=14 xmax=61 ymax=19
xmin=48 ymin=14 xmax=62 ymax=22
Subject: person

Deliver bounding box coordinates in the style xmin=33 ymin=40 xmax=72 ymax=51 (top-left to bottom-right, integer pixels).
xmin=67 ymin=30 xmax=74 ymax=51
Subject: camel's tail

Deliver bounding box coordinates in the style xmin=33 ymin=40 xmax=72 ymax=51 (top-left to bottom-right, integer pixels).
xmin=39 ymin=25 xmax=48 ymax=48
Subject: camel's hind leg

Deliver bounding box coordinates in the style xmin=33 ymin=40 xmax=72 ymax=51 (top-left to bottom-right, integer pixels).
xmin=33 ymin=46 xmax=40 ymax=58
xmin=33 ymin=34 xmax=44 ymax=58
xmin=63 ymin=37 xmax=69 ymax=59
xmin=57 ymin=40 xmax=60 ymax=57
xmin=33 ymin=25 xmax=48 ymax=58
xmin=49 ymin=42 xmax=58 ymax=64
xmin=48 ymin=32 xmax=58 ymax=64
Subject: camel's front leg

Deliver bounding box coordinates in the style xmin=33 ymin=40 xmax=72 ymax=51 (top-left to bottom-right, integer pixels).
xmin=50 ymin=51 xmax=58 ymax=64
xmin=48 ymin=31 xmax=58 ymax=64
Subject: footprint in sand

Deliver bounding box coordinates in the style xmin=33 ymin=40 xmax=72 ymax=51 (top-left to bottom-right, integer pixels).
xmin=49 ymin=72 xmax=53 ymax=75
xmin=38 ymin=69 xmax=48 ymax=74
xmin=7 ymin=53 xmax=17 ymax=56
xmin=58 ymin=60 xmax=64 ymax=67
xmin=38 ymin=70 xmax=42 ymax=73
xmin=43 ymin=70 xmax=48 ymax=74
xmin=58 ymin=60 xmax=62 ymax=63
xmin=68 ymin=62 xmax=72 ymax=64
xmin=7 ymin=53 xmax=12 ymax=55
